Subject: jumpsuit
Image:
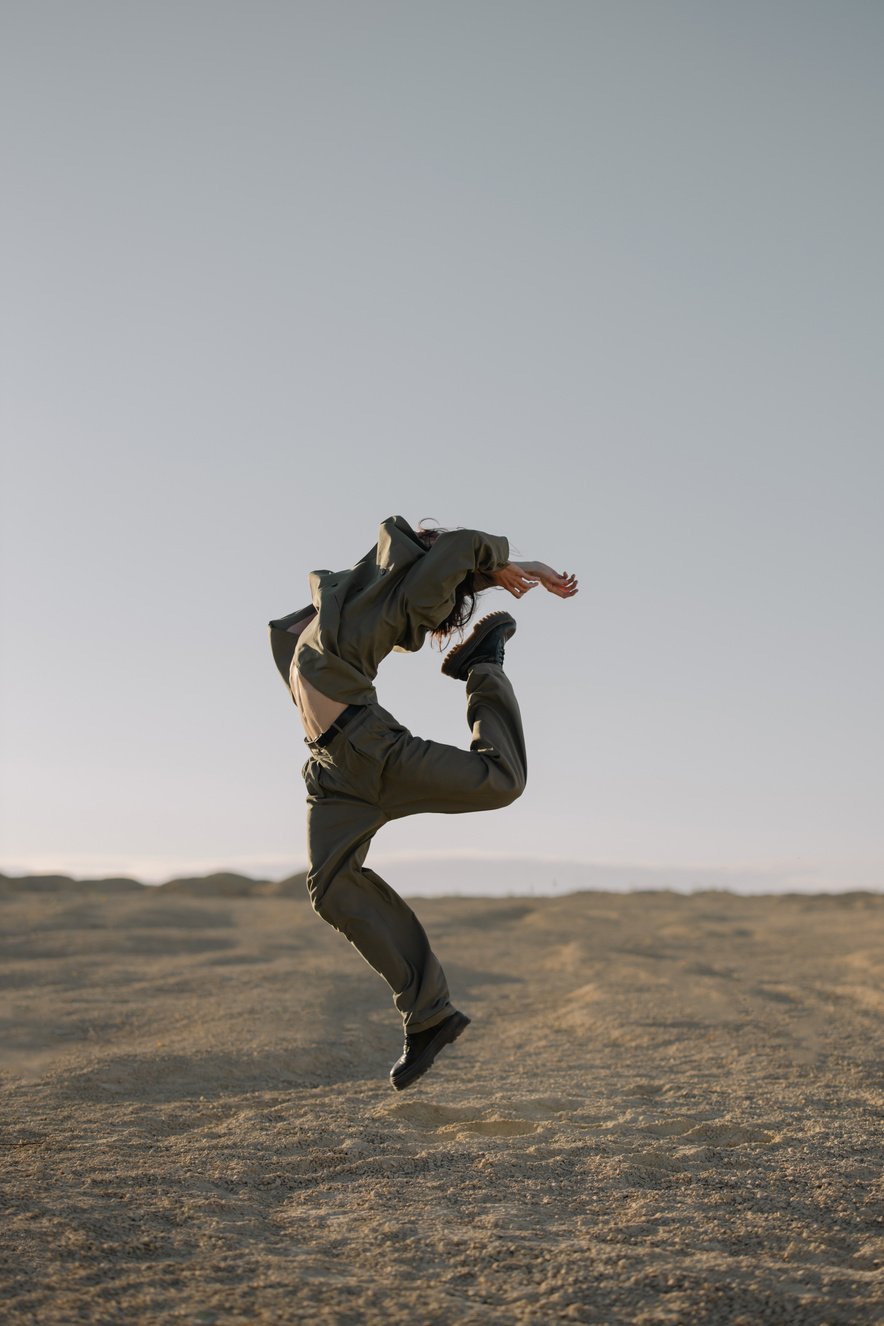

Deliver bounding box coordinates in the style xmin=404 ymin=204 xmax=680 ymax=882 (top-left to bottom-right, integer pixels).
xmin=269 ymin=516 xmax=528 ymax=1034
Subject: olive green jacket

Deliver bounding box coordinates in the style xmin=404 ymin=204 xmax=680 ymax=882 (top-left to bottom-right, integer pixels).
xmin=269 ymin=515 xmax=510 ymax=707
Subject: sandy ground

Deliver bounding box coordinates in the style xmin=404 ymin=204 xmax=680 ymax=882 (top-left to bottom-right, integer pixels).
xmin=1 ymin=884 xmax=882 ymax=1325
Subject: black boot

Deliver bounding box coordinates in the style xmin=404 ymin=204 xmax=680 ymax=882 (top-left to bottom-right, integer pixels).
xmin=441 ymin=612 xmax=517 ymax=680
xmin=389 ymin=1010 xmax=471 ymax=1091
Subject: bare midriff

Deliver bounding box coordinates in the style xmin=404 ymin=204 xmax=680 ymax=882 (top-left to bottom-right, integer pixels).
xmin=286 ymin=610 xmax=348 ymax=742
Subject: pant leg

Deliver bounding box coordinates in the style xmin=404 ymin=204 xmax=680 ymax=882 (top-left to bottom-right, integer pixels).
xmin=377 ymin=660 xmax=528 ymax=820
xmin=300 ymin=660 xmax=526 ymax=1033
xmin=304 ymin=759 xmax=455 ymax=1034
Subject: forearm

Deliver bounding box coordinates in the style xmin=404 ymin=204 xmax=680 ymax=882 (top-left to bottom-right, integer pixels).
xmin=488 ymin=560 xmax=579 ymax=600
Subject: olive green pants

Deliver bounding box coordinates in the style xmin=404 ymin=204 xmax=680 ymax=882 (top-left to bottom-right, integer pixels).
xmin=301 ymin=662 xmax=527 ymax=1033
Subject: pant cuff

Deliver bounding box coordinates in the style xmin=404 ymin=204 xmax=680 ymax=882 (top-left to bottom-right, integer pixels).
xmin=405 ymin=1005 xmax=456 ymax=1034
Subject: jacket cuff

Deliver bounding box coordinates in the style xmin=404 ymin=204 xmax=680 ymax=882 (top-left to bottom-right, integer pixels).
xmin=473 ymin=535 xmax=509 ymax=591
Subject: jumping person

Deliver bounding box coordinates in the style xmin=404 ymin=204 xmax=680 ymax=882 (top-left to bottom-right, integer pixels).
xmin=268 ymin=516 xmax=578 ymax=1091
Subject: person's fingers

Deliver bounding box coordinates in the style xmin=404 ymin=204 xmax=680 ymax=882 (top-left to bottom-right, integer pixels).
xmin=549 ymin=579 xmax=578 ymax=597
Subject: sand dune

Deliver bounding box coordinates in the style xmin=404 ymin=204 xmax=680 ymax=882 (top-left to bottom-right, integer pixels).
xmin=1 ymin=886 xmax=882 ymax=1324
xmin=0 ymin=870 xmax=308 ymax=897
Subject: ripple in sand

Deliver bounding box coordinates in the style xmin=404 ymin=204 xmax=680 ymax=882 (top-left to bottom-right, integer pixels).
xmin=682 ymin=1121 xmax=777 ymax=1145
xmin=507 ymin=1095 xmax=586 ymax=1120
xmin=439 ymin=1118 xmax=538 ymax=1137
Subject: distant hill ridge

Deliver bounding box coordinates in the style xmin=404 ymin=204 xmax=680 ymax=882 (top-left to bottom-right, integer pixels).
xmin=0 ymin=870 xmax=309 ymax=897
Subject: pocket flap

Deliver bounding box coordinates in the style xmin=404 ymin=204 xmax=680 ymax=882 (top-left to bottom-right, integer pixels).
xmin=344 ymin=708 xmax=404 ymax=761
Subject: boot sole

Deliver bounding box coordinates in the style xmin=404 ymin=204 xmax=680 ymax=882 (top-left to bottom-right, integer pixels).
xmin=389 ymin=1012 xmax=471 ymax=1091
xmin=440 ymin=612 xmax=517 ymax=679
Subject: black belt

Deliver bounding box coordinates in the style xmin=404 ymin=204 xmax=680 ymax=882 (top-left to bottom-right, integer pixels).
xmin=307 ymin=703 xmax=365 ymax=749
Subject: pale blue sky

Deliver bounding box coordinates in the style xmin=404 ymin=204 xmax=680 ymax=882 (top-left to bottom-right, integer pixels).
xmin=2 ymin=2 xmax=882 ymax=891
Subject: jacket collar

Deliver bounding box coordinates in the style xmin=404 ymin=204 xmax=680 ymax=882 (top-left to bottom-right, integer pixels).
xmin=376 ymin=515 xmax=427 ymax=573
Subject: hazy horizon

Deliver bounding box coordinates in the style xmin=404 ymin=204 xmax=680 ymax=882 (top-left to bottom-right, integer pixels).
xmin=2 ymin=850 xmax=880 ymax=897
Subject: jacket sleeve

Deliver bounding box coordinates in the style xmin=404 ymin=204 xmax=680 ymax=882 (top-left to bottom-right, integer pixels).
xmin=399 ymin=528 xmax=509 ymax=629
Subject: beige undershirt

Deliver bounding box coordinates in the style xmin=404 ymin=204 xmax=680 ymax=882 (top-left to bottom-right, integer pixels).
xmin=286 ymin=610 xmax=348 ymax=742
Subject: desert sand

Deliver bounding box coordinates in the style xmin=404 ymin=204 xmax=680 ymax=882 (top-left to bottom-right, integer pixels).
xmin=1 ymin=879 xmax=882 ymax=1325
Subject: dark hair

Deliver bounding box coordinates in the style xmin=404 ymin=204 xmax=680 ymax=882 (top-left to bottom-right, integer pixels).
xmin=415 ymin=518 xmax=479 ymax=650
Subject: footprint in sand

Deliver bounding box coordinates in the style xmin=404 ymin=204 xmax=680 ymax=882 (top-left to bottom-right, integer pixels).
xmin=384 ymin=1101 xmax=478 ymax=1127
xmin=641 ymin=1117 xmax=700 ymax=1138
xmin=626 ymin=1149 xmax=691 ymax=1174
xmin=439 ymin=1118 xmax=538 ymax=1137
xmin=625 ymin=1082 xmax=667 ymax=1099
xmin=382 ymin=1100 xmax=539 ymax=1137
xmin=507 ymin=1096 xmax=585 ymax=1120
xmin=682 ymin=1121 xmax=776 ymax=1146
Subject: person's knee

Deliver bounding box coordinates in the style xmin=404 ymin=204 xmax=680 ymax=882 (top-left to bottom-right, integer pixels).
xmin=484 ymin=765 xmax=526 ymax=810
xmin=501 ymin=772 xmax=527 ymax=807
xmin=309 ymin=872 xmax=346 ymax=931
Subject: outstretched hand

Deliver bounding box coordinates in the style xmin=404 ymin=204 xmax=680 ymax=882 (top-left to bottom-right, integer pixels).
xmin=490 ymin=561 xmax=579 ymax=600
xmin=491 ymin=564 xmax=539 ymax=599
